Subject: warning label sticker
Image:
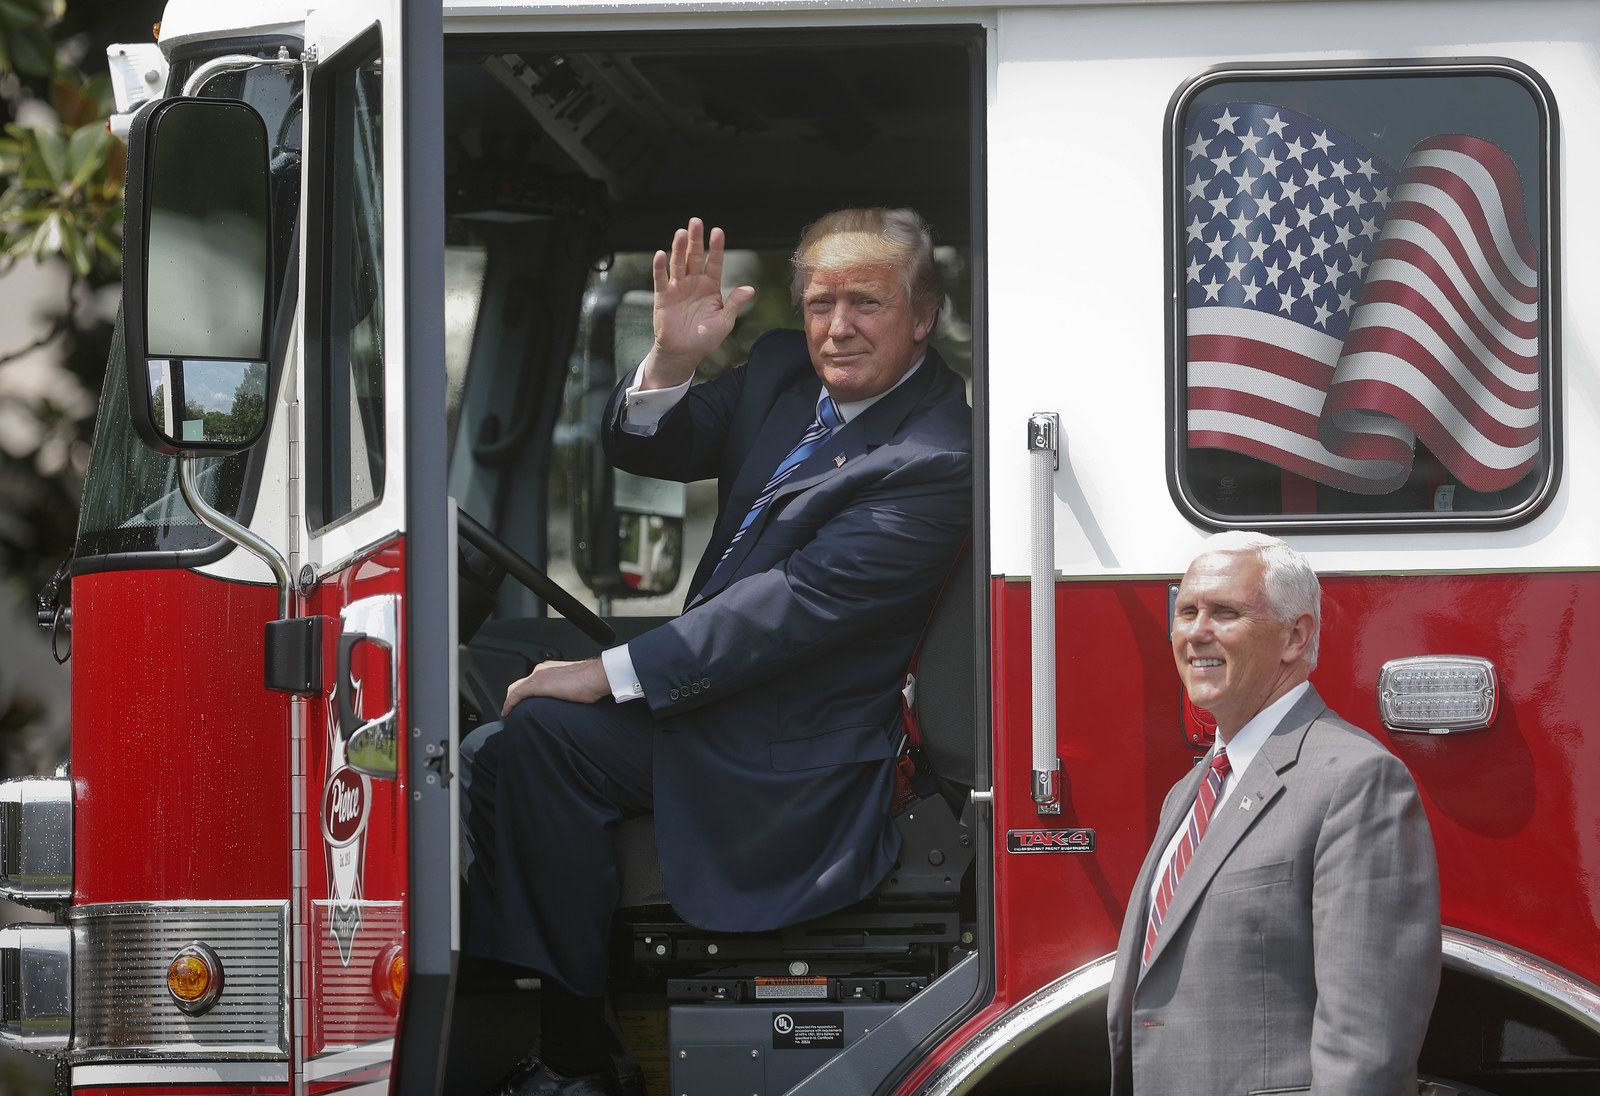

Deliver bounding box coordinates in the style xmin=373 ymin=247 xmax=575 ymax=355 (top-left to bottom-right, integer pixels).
xmin=771 ymin=1010 xmax=845 ymax=1050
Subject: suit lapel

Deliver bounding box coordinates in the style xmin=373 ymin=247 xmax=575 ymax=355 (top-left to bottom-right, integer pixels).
xmin=1138 ymin=687 xmax=1326 ymax=980
xmin=693 ymin=351 xmax=945 ymax=602
xmin=774 ymin=355 xmax=935 ymax=500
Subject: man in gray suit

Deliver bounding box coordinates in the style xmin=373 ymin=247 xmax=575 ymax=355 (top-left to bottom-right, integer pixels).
xmin=1107 ymin=531 xmax=1441 ymax=1095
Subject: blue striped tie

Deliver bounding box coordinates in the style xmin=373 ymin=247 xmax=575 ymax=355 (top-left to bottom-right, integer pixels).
xmin=715 ymin=394 xmax=842 ymax=573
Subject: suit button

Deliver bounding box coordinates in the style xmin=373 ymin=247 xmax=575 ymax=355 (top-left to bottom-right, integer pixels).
xmin=701 ymin=678 xmax=711 ymax=689
xmin=690 ymin=683 xmax=700 ymax=695
xmin=669 ymin=688 xmax=680 ymax=701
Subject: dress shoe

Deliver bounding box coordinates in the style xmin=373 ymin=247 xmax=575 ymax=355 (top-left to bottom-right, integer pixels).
xmin=484 ymin=1055 xmax=616 ymax=1096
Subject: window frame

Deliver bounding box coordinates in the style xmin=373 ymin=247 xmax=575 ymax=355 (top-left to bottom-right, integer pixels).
xmin=305 ymin=23 xmax=389 ymax=535
xmin=1164 ymin=57 xmax=1561 ymax=534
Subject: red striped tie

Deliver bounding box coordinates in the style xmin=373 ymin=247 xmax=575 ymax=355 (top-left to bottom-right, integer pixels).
xmin=1142 ymin=748 xmax=1232 ymax=970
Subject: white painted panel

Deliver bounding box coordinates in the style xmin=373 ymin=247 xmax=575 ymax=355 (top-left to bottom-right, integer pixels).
xmin=987 ymin=0 xmax=1600 ymax=578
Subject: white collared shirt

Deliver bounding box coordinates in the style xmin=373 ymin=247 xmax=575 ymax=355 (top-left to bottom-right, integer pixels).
xmin=1143 ymin=681 xmax=1311 ymax=927
xmin=601 ymin=354 xmax=925 ymax=702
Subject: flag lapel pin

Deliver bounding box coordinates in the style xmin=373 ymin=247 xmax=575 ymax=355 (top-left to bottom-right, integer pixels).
xmin=833 ymin=453 xmax=847 ymax=467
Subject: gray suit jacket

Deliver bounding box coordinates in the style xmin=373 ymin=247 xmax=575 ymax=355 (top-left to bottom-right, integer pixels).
xmin=1107 ymin=686 xmax=1441 ymax=1096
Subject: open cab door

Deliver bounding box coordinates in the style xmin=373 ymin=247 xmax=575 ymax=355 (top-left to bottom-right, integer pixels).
xmin=296 ymin=1 xmax=450 ymax=1092
xmin=113 ymin=0 xmax=447 ymax=1089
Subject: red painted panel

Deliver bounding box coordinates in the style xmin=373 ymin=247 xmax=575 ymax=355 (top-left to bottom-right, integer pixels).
xmin=302 ymin=538 xmax=409 ymax=1061
xmin=71 ymin=569 xmax=290 ymax=902
xmin=988 ymin=577 xmax=1180 ymax=1002
xmin=1316 ymin=571 xmax=1600 ymax=984
xmin=901 ymin=571 xmax=1600 ymax=1091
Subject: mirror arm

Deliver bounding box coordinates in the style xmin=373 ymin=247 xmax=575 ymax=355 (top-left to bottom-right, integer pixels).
xmin=179 ymin=455 xmax=292 ymax=620
xmin=183 ymin=48 xmax=305 ymax=97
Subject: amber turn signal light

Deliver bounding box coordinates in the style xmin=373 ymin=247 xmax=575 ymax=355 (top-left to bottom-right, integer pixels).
xmin=167 ymin=943 xmax=225 ymax=1015
xmin=374 ymin=942 xmax=406 ymax=1013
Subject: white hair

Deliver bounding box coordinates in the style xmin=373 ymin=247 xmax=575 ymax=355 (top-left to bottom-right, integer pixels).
xmin=1194 ymin=531 xmax=1322 ymax=669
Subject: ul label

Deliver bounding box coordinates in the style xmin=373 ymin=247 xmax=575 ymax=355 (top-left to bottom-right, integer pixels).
xmin=772 ymin=1011 xmax=844 ymax=1049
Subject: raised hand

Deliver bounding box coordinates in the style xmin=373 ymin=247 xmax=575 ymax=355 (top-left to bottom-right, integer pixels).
xmin=640 ymin=217 xmax=756 ymax=390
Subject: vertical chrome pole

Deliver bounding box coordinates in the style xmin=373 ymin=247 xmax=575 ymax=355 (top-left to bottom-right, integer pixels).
xmin=1028 ymin=413 xmax=1061 ymax=814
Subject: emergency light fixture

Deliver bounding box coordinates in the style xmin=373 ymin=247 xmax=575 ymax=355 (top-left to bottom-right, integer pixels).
xmin=1377 ymin=656 xmax=1499 ymax=734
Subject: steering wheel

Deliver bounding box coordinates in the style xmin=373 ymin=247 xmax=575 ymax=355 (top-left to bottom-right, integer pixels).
xmin=457 ymin=509 xmax=616 ymax=646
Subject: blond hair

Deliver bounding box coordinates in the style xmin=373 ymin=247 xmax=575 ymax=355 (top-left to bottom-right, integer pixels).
xmin=790 ymin=208 xmax=941 ymax=316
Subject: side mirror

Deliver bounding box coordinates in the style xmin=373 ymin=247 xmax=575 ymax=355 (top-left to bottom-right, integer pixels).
xmin=572 ymin=287 xmax=686 ymax=599
xmin=602 ymin=473 xmax=686 ymax=597
xmin=123 ymin=97 xmax=273 ymax=455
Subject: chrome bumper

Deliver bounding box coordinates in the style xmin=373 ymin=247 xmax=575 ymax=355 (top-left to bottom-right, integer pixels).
xmin=0 ymin=923 xmax=72 ymax=1052
xmin=0 ymin=775 xmax=74 ymax=1053
xmin=0 ymin=902 xmax=292 ymax=1059
xmin=0 ymin=776 xmax=73 ymax=907
xmin=0 ymin=775 xmax=293 ymax=1061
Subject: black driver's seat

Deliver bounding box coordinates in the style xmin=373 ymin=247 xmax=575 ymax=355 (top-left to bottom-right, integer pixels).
xmin=612 ymin=549 xmax=977 ymax=911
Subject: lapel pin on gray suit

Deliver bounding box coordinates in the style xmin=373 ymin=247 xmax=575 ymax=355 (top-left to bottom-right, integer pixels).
xmin=1107 ymin=531 xmax=1441 ymax=1096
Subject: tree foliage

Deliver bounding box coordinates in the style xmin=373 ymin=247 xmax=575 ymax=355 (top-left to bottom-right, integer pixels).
xmin=0 ymin=0 xmax=60 ymax=84
xmin=0 ymin=0 xmax=160 ymax=602
xmin=0 ymin=70 xmax=123 ymax=279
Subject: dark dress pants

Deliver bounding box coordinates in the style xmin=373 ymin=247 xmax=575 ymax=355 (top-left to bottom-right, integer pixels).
xmin=461 ymin=695 xmax=655 ymax=996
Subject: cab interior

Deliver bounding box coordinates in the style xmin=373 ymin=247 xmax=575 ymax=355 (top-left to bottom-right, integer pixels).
xmin=434 ymin=27 xmax=994 ymax=1096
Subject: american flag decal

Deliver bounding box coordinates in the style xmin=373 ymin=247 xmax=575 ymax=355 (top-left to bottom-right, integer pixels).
xmin=1183 ymin=103 xmax=1541 ymax=495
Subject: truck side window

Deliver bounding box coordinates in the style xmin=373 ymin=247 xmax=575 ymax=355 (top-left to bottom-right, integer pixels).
xmin=1169 ymin=64 xmax=1554 ymax=527
xmin=310 ymin=38 xmax=386 ymax=530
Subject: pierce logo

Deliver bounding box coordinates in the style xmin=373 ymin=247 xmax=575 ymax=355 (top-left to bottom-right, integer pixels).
xmin=1006 ymin=828 xmax=1096 ymax=853
xmin=322 ymin=766 xmax=369 ymax=848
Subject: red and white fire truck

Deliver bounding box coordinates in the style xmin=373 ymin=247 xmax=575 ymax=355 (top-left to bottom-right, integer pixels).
xmin=6 ymin=0 xmax=1598 ymax=1093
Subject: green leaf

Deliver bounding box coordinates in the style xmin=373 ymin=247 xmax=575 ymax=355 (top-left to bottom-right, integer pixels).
xmin=30 ymin=209 xmax=61 ymax=259
xmin=5 ymin=219 xmax=42 ymax=259
xmin=66 ymin=124 xmax=108 ymax=189
xmin=58 ymin=218 xmax=88 ymax=276
xmin=0 ymin=0 xmax=45 ymax=28
xmin=80 ymin=74 xmax=115 ymax=118
xmin=0 ymin=187 xmax=30 ymax=219
xmin=91 ymin=226 xmax=120 ymax=263
xmin=26 ymin=126 xmax=67 ymax=188
xmin=5 ymin=27 xmax=52 ymax=78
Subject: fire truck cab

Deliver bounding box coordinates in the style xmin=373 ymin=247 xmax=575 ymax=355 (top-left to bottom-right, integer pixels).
xmin=4 ymin=1 xmax=1600 ymax=1094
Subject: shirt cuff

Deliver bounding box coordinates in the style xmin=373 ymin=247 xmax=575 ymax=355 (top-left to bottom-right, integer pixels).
xmin=619 ymin=373 xmax=691 ymax=436
xmin=600 ymin=643 xmax=645 ymax=703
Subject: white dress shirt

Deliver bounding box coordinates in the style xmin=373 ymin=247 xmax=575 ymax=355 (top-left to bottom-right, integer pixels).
xmin=1143 ymin=681 xmax=1311 ymax=925
xmin=599 ymin=354 xmax=925 ymax=702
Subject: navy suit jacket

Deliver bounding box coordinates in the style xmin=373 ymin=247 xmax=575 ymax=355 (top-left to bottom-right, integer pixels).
xmin=602 ymin=329 xmax=972 ymax=931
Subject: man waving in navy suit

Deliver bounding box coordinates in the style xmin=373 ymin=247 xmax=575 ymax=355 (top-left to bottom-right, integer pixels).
xmin=463 ymin=209 xmax=972 ymax=1095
